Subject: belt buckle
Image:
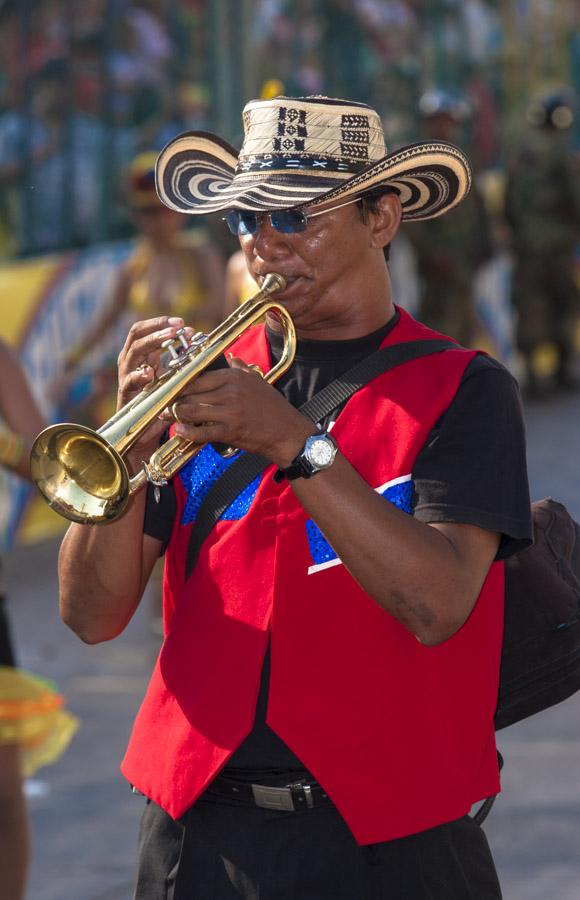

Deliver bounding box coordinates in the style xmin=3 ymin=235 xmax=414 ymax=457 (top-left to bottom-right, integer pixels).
xmin=251 ymin=783 xmax=295 ymax=811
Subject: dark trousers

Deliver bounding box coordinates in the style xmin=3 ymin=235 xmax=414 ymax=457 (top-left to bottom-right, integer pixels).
xmin=133 ymin=791 xmax=502 ymax=900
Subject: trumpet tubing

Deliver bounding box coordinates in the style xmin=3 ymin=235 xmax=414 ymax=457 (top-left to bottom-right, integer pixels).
xmin=30 ymin=273 xmax=294 ymax=524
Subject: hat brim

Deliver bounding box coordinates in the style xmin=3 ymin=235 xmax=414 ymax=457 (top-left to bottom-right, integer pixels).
xmin=156 ymin=131 xmax=471 ymax=222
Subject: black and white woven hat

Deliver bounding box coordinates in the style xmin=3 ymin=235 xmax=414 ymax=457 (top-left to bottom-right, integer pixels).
xmin=156 ymin=95 xmax=472 ymax=221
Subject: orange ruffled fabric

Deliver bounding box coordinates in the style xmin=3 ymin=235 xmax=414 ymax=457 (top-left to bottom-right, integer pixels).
xmin=0 ymin=666 xmax=79 ymax=776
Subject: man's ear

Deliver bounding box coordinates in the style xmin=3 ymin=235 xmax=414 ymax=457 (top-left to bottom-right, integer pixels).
xmin=369 ymin=192 xmax=402 ymax=250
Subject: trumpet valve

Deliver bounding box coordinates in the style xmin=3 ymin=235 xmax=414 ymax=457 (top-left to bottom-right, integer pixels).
xmin=161 ymin=328 xmax=190 ymax=361
xmin=162 ymin=328 xmax=207 ymax=368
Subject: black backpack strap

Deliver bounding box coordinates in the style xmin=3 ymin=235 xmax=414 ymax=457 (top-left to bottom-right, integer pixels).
xmin=185 ymin=338 xmax=456 ymax=577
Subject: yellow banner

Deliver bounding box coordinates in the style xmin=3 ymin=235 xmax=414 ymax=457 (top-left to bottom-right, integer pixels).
xmin=0 ymin=241 xmax=133 ymax=548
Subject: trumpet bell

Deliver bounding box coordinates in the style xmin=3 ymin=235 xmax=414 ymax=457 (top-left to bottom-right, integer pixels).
xmin=30 ymin=423 xmax=130 ymax=524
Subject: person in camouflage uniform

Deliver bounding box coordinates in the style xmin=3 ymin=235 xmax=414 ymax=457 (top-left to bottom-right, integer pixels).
xmin=504 ymin=89 xmax=580 ymax=394
xmin=407 ymin=90 xmax=493 ymax=346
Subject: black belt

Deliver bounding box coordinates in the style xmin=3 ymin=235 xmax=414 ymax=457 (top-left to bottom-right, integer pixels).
xmin=207 ymin=774 xmax=331 ymax=812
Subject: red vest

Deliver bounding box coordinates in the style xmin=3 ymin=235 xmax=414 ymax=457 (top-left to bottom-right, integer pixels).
xmin=121 ymin=309 xmax=503 ymax=844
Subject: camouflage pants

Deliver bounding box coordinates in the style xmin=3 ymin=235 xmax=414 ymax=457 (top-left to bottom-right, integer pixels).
xmin=419 ymin=281 xmax=478 ymax=347
xmin=511 ymin=255 xmax=578 ymax=355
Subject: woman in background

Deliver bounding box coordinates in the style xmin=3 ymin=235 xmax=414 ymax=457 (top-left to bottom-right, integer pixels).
xmin=223 ymin=248 xmax=258 ymax=317
xmin=61 ymin=151 xmax=226 ymax=380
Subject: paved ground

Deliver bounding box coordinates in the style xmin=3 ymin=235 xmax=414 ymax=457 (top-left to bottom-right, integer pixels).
xmin=4 ymin=385 xmax=580 ymax=900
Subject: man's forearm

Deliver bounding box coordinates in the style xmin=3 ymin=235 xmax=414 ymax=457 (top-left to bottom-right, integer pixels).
xmin=58 ymin=313 xmax=192 ymax=643
xmin=290 ymin=453 xmax=499 ymax=645
xmin=58 ymin=486 xmax=154 ymax=644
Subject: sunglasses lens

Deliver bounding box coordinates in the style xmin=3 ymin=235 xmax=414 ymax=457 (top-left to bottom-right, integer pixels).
xmin=225 ymin=211 xmax=260 ymax=236
xmin=224 ymin=209 xmax=307 ymax=235
xmin=270 ymin=210 xmax=307 ymax=233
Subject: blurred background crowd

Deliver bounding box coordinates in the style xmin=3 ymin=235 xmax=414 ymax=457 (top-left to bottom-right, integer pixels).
xmin=0 ymin=0 xmax=579 ymax=543
xmin=1 ymin=0 xmax=579 ymax=255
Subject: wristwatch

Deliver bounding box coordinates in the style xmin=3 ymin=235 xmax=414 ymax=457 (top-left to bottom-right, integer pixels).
xmin=274 ymin=432 xmax=338 ymax=482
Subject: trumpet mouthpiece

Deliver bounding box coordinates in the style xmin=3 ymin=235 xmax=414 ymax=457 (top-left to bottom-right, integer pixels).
xmin=261 ymin=273 xmax=287 ymax=294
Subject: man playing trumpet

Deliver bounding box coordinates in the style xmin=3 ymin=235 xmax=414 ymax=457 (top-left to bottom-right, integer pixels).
xmin=58 ymin=95 xmax=532 ymax=898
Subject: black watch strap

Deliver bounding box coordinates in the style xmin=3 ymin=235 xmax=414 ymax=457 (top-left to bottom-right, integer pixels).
xmin=275 ymin=455 xmax=313 ymax=482
xmin=274 ymin=433 xmax=338 ymax=482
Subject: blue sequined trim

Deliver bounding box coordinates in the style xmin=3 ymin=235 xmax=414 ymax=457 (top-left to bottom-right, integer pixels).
xmin=306 ymin=478 xmax=414 ymax=566
xmin=306 ymin=519 xmax=337 ymax=567
xmin=385 ymin=479 xmax=414 ymax=514
xmin=180 ymin=445 xmax=259 ymax=524
xmin=223 ymin=475 xmax=261 ymax=519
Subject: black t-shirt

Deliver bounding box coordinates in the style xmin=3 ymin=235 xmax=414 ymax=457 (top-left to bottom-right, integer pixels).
xmin=144 ymin=311 xmax=532 ymax=779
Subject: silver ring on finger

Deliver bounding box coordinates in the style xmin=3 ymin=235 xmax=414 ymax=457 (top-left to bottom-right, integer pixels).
xmin=171 ymin=401 xmax=185 ymax=424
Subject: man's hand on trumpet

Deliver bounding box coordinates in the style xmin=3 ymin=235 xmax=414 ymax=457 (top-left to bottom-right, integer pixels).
xmin=117 ymin=314 xmax=314 ymax=472
xmin=117 ymin=315 xmax=195 ymax=462
xmin=161 ymin=355 xmax=317 ymax=471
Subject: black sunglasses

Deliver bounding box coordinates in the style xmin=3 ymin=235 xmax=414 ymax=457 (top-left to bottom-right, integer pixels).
xmin=223 ymin=196 xmax=362 ymax=236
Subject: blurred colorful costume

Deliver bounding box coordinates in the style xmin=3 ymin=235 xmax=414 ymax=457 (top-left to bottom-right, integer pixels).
xmin=0 ymin=596 xmax=78 ymax=776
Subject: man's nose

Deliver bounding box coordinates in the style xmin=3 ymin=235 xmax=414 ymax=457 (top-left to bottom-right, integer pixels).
xmin=253 ymin=214 xmax=292 ymax=253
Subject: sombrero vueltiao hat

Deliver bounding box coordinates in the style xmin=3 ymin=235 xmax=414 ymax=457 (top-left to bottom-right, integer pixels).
xmin=156 ymin=95 xmax=471 ymax=221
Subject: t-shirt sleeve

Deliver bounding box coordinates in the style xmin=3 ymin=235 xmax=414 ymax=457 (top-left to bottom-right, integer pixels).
xmin=143 ymin=480 xmax=177 ymax=552
xmin=412 ymin=355 xmax=533 ymax=559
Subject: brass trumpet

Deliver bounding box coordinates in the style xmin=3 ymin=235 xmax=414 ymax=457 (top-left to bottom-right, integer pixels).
xmin=30 ymin=273 xmax=295 ymax=524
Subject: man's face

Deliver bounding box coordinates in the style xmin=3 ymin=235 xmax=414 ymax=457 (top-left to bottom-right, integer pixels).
xmin=237 ymin=199 xmax=390 ymax=340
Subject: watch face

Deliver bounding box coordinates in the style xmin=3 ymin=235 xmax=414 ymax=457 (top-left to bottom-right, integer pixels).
xmin=307 ymin=436 xmax=335 ymax=468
